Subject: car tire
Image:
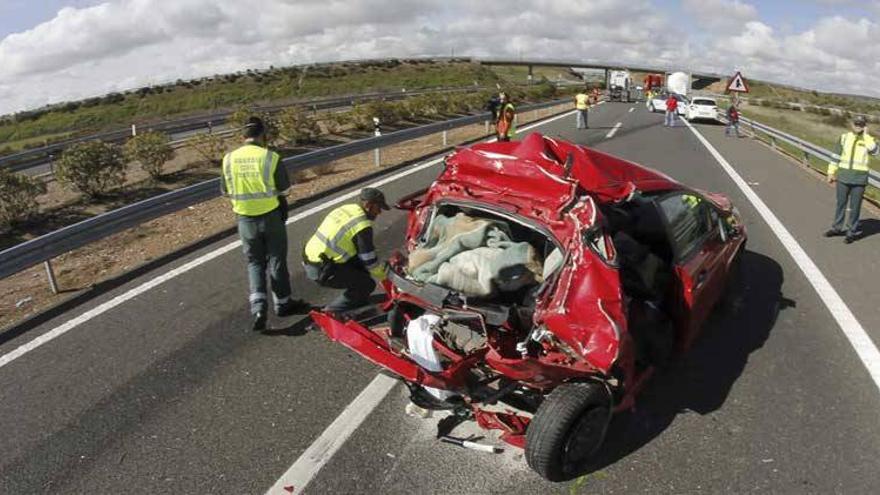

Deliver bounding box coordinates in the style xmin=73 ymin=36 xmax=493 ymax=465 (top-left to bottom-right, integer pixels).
xmin=525 ymin=381 xmax=612 ymax=481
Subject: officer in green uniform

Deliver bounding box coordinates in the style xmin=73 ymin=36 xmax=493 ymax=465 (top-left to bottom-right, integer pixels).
xmin=303 ymin=188 xmax=390 ymax=315
xmin=825 ymin=115 xmax=879 ymax=244
xmin=222 ymin=117 xmax=309 ymax=331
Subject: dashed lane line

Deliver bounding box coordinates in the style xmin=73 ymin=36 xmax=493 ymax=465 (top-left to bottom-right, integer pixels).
xmin=684 ymin=119 xmax=880 ymax=395
xmin=605 ymin=122 xmax=622 ymax=139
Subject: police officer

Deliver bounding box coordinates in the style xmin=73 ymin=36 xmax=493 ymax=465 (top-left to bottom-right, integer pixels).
xmin=303 ymin=188 xmax=389 ymax=315
xmin=222 ymin=117 xmax=309 ymax=331
xmin=495 ymin=92 xmax=517 ymax=142
xmin=825 ymin=115 xmax=879 ymax=243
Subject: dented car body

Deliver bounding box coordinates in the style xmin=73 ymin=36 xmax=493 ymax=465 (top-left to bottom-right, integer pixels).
xmin=312 ymin=133 xmax=746 ymax=480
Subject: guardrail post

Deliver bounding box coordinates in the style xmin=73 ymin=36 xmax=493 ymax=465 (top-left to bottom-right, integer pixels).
xmin=442 ymin=129 xmax=448 ymax=146
xmin=485 ymin=120 xmax=490 ymax=134
xmin=802 ymin=150 xmax=810 ymax=165
xmin=44 ymin=260 xmax=59 ymax=294
xmin=131 ymin=124 xmax=137 ymax=137
xmin=373 ymin=117 xmax=381 ymax=167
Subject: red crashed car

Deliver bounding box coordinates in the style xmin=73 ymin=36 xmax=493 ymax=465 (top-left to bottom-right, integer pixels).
xmin=312 ymin=133 xmax=746 ymax=481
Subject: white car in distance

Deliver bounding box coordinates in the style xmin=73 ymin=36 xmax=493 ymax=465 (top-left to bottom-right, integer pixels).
xmin=648 ymin=93 xmax=688 ymax=116
xmin=686 ymin=97 xmax=720 ymax=122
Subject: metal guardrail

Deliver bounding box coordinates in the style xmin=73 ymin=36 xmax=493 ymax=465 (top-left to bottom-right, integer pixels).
xmin=0 ymin=98 xmax=569 ymax=280
xmin=1 ymin=85 xmax=495 ymax=174
xmin=738 ymin=115 xmax=880 ymax=189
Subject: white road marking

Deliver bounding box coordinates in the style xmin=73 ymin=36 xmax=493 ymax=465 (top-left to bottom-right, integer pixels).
xmin=605 ymin=122 xmax=622 ymax=139
xmin=265 ymin=374 xmax=398 ymax=495
xmin=684 ymin=119 xmax=880 ymax=395
xmin=628 ymin=107 xmax=635 ymax=113
xmin=0 ymin=109 xmax=576 ymax=370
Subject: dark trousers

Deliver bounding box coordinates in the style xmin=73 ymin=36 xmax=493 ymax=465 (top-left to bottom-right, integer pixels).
xmin=304 ymin=258 xmax=376 ymax=313
xmin=238 ymin=208 xmax=292 ymax=314
xmin=832 ymin=181 xmax=866 ymax=236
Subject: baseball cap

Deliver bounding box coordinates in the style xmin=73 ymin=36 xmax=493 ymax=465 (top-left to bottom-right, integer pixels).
xmin=853 ymin=115 xmax=867 ymax=127
xmin=360 ymin=187 xmax=390 ymax=210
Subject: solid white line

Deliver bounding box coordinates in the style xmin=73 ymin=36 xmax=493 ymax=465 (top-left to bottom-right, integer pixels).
xmin=0 ymin=108 xmax=576 ymax=371
xmin=605 ymin=122 xmax=622 ymax=139
xmin=684 ymin=119 xmax=880 ymax=395
xmin=265 ymin=374 xmax=398 ymax=495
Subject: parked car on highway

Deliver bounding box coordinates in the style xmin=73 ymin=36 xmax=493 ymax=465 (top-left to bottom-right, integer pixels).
xmin=312 ymin=133 xmax=747 ymax=481
xmin=649 ymin=92 xmax=688 ymax=116
xmin=686 ymin=97 xmax=720 ymax=122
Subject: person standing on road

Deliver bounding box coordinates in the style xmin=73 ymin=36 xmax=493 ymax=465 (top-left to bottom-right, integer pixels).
xmin=664 ymin=94 xmax=678 ymax=127
xmin=726 ymin=104 xmax=741 ymax=137
xmin=221 ymin=117 xmax=310 ymax=331
xmin=485 ymin=93 xmax=501 ymax=122
xmin=303 ymin=188 xmax=390 ymax=315
xmin=575 ymin=90 xmax=590 ymax=130
xmin=824 ymin=115 xmax=879 ymax=243
xmin=496 ymin=92 xmax=517 ymax=142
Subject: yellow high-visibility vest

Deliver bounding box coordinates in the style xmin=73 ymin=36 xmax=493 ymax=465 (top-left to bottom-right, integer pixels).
xmin=222 ymin=144 xmax=281 ymax=216
xmin=575 ymin=93 xmax=589 ymax=110
xmin=828 ymin=131 xmax=877 ymax=176
xmin=305 ymin=203 xmax=386 ymax=280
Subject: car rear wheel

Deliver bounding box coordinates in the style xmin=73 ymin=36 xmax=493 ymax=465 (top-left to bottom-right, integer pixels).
xmin=525 ymin=381 xmax=612 ymax=481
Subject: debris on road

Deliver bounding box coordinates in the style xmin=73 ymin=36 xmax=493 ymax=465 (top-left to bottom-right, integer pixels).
xmin=15 ymin=296 xmax=32 ymax=308
xmin=439 ymin=435 xmax=502 ymax=454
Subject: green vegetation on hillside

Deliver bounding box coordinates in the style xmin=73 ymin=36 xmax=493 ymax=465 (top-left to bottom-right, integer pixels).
xmin=0 ymin=60 xmax=503 ymax=154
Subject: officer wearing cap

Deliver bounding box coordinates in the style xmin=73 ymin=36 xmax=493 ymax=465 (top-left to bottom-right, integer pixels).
xmin=825 ymin=115 xmax=879 ymax=243
xmin=222 ymin=117 xmax=310 ymax=331
xmin=303 ymin=187 xmax=390 ymax=314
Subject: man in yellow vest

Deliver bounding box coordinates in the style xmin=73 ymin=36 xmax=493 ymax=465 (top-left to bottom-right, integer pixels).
xmin=824 ymin=115 xmax=878 ymax=243
xmin=222 ymin=117 xmax=309 ymax=331
xmin=495 ymin=92 xmax=517 ymax=142
xmin=575 ymin=89 xmax=590 ymax=130
xmin=303 ymin=188 xmax=389 ymax=315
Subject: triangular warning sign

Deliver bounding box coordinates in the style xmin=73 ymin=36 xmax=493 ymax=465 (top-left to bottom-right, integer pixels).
xmin=726 ymin=72 xmax=750 ymax=93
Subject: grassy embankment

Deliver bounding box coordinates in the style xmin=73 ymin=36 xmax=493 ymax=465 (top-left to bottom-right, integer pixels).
xmin=0 ymin=60 xmax=515 ymax=153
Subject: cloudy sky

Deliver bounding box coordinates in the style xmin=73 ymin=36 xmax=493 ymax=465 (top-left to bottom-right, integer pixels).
xmin=0 ymin=0 xmax=878 ymax=115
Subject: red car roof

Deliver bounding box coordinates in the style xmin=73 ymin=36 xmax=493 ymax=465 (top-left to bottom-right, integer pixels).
xmin=446 ymin=133 xmax=685 ymax=207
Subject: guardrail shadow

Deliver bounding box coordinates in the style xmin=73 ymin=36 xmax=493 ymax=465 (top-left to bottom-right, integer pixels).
xmin=588 ymin=249 xmax=787 ymax=472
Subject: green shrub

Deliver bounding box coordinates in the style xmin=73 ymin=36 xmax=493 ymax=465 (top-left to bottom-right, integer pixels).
xmin=189 ymin=133 xmax=229 ymax=167
xmin=276 ymin=107 xmax=322 ymax=146
xmin=352 ymin=101 xmax=403 ymax=130
xmin=55 ymin=140 xmax=125 ymax=198
xmin=0 ymin=168 xmax=46 ymax=228
xmin=124 ymin=131 xmax=174 ymax=179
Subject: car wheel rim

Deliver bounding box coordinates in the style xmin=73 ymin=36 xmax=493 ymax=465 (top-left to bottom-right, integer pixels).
xmin=562 ymin=407 xmax=607 ymax=474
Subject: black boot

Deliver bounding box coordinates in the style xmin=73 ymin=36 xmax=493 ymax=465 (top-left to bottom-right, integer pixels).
xmin=252 ymin=311 xmax=267 ymax=332
xmin=277 ymin=299 xmax=312 ymax=316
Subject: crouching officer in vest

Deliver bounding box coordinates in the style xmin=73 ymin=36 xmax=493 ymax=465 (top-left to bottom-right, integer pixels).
xmin=222 ymin=117 xmax=310 ymax=331
xmin=825 ymin=115 xmax=879 ymax=244
xmin=303 ymin=188 xmax=389 ymax=315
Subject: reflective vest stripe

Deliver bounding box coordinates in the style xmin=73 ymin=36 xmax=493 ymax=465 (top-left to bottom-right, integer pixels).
xmin=225 ymin=151 xmax=278 ymax=200
xmin=318 ymin=214 xmax=368 ymax=262
xmin=223 ymin=154 xmax=236 ymax=198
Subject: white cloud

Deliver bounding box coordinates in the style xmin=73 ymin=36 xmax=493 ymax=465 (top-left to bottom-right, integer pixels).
xmin=681 ymin=0 xmax=758 ymax=32
xmin=0 ymin=0 xmax=877 ymax=115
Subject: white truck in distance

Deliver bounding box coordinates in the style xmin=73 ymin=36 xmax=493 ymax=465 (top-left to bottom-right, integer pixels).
xmin=609 ymin=70 xmax=631 ymax=102
xmin=666 ymin=71 xmax=690 ymax=96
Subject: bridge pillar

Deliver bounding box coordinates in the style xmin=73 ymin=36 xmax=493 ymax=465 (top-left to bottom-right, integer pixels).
xmin=604 ymin=69 xmax=610 ymax=90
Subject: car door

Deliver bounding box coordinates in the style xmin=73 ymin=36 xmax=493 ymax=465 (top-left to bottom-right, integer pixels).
xmin=654 ymin=192 xmax=727 ymax=351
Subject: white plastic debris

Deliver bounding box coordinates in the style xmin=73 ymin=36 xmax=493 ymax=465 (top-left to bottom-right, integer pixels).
xmin=15 ymin=297 xmax=33 ymax=309
xmin=406 ymin=314 xmax=454 ymax=401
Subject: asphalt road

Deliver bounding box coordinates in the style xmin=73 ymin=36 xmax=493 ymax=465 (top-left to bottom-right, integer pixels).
xmin=2 ymin=101 xmax=879 ymax=494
